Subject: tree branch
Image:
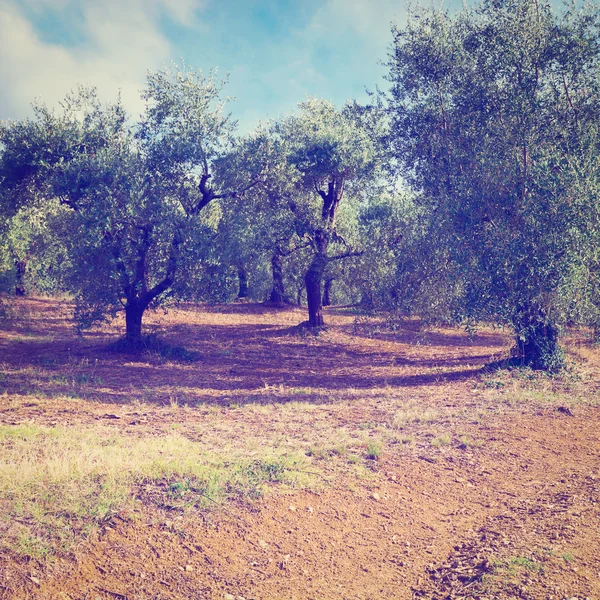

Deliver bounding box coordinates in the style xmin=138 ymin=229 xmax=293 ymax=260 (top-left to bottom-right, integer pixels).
xmin=104 ymin=231 xmax=131 ymax=297
xmin=141 ymin=231 xmax=180 ymax=306
xmin=327 ymin=249 xmax=364 ymax=262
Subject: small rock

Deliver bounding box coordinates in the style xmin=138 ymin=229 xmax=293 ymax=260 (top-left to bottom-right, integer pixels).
xmin=29 ymin=576 xmax=40 ymax=585
xmin=224 ymin=594 xmax=235 ymax=600
xmin=288 ymin=505 xmax=296 ymax=512
xmin=185 ymin=565 xmax=193 ymax=572
xmin=306 ymin=506 xmax=313 ymax=513
xmin=258 ymin=539 xmax=268 ymax=549
xmin=372 ymin=492 xmax=381 ymax=501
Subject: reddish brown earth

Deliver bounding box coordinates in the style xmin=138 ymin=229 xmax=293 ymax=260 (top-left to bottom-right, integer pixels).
xmin=0 ymin=298 xmax=599 ymax=599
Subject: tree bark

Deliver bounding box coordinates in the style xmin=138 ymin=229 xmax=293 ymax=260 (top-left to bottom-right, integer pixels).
xmin=305 ymin=252 xmax=327 ymax=327
xmin=14 ymin=260 xmax=27 ymax=297
xmin=304 ymin=229 xmax=330 ymax=328
xmin=322 ymin=277 xmax=333 ymax=307
xmin=269 ymin=251 xmax=288 ymax=304
xmin=125 ymin=301 xmax=145 ymax=346
xmin=237 ymin=267 xmax=248 ymax=299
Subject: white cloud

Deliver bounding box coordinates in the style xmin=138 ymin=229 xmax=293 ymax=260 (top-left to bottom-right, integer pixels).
xmin=0 ymin=0 xmax=204 ymax=120
xmin=161 ymin=0 xmax=203 ymax=26
xmin=304 ymin=0 xmax=405 ymax=50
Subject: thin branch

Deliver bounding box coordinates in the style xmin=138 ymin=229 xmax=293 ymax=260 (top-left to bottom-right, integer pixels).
xmin=141 ymin=232 xmax=180 ymax=306
xmin=280 ymin=241 xmax=312 ymax=257
xmin=327 ymin=249 xmax=364 ymax=262
xmin=562 ymin=73 xmax=579 ymax=128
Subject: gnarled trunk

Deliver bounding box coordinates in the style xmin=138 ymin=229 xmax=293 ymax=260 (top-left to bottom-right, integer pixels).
xmin=14 ymin=259 xmax=27 ymax=297
xmin=125 ymin=301 xmax=145 ymax=347
xmin=237 ymin=267 xmax=248 ymax=299
xmin=305 ymin=252 xmax=327 ymax=327
xmin=304 ymin=229 xmax=330 ymax=328
xmin=269 ymin=252 xmax=288 ymax=304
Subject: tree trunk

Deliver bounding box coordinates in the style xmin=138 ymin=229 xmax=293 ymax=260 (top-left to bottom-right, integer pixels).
xmin=322 ymin=277 xmax=333 ymax=307
xmin=512 ymin=308 xmax=563 ymax=372
xmin=297 ymin=285 xmax=304 ymax=306
xmin=305 ymin=252 xmax=327 ymax=327
xmin=125 ymin=302 xmax=145 ymax=347
xmin=14 ymin=259 xmax=27 ymax=297
xmin=269 ymin=252 xmax=288 ymax=304
xmin=304 ymin=229 xmax=330 ymax=328
xmin=237 ymin=267 xmax=248 ymax=299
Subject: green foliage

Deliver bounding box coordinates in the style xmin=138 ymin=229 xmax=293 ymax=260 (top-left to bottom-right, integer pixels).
xmin=0 ymin=65 xmax=241 ymax=340
xmin=386 ymin=0 xmax=600 ymax=369
xmin=365 ymin=440 xmax=383 ymax=460
xmin=1 ymin=201 xmax=71 ymax=296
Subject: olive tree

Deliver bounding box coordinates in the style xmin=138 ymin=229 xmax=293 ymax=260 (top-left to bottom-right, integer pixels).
xmin=0 ymin=66 xmax=257 ymax=344
xmin=386 ymin=0 xmax=600 ymax=370
xmin=274 ymin=98 xmax=379 ymax=327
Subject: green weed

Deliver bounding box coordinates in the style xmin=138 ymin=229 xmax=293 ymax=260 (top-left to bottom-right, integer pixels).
xmin=0 ymin=423 xmax=311 ymax=560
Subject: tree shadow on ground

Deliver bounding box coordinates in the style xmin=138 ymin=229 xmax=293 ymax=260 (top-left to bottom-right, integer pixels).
xmin=0 ymin=300 xmax=510 ymax=406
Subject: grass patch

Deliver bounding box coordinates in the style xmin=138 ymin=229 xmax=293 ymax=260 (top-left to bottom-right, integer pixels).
xmin=492 ymin=555 xmax=544 ymax=574
xmin=457 ymin=434 xmax=481 ymax=449
xmin=364 ymin=440 xmax=383 ymax=460
xmin=431 ymin=433 xmax=452 ymax=447
xmin=306 ymin=443 xmax=348 ymax=460
xmin=0 ymin=423 xmax=311 ymax=560
xmin=561 ymin=552 xmax=574 ymax=563
xmin=392 ymin=407 xmax=442 ymax=428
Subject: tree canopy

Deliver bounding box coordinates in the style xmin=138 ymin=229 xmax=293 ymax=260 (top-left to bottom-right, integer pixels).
xmin=0 ymin=66 xmax=255 ymax=344
xmin=385 ymin=0 xmax=600 ymax=369
xmin=1 ymin=0 xmax=600 ymax=371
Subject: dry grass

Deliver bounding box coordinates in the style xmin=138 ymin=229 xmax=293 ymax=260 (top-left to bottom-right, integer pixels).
xmin=0 ymin=422 xmax=313 ymax=560
xmin=1 ymin=297 xmax=599 ymax=567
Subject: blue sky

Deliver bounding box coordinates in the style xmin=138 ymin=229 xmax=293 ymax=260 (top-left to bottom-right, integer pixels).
xmin=0 ymin=0 xmax=413 ymax=131
xmin=0 ymin=0 xmax=465 ymax=131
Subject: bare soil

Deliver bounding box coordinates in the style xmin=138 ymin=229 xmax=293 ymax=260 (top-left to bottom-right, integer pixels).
xmin=1 ymin=298 xmax=599 ymax=600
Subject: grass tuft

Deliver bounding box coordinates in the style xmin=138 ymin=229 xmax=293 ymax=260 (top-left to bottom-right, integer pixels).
xmin=0 ymin=423 xmax=311 ymax=560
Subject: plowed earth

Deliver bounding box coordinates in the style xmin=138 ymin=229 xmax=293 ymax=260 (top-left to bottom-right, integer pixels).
xmin=0 ymin=298 xmax=599 ymax=600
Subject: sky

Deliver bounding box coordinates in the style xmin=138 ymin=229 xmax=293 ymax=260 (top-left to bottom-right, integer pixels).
xmin=0 ymin=0 xmax=419 ymax=132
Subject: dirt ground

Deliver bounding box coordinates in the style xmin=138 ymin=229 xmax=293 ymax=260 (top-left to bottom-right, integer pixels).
xmin=0 ymin=298 xmax=599 ymax=600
